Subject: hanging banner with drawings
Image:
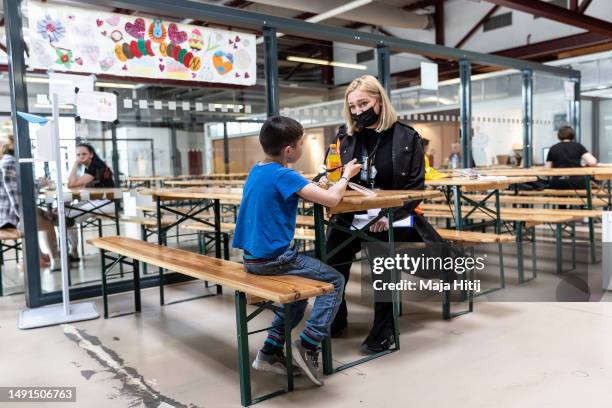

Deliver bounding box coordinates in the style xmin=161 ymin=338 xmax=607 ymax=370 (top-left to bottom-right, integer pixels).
xmin=27 ymin=1 xmax=257 ymax=85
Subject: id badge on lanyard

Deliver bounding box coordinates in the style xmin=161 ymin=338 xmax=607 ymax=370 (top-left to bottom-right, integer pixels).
xmin=360 ymin=141 xmax=379 ymax=188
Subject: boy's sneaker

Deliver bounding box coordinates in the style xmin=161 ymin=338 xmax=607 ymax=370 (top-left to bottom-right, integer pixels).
xmin=291 ymin=340 xmax=324 ymax=386
xmin=252 ymin=350 xmax=301 ymax=376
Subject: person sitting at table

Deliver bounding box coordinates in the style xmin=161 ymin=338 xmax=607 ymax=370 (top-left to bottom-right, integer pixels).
xmin=66 ymin=143 xmax=115 ymax=261
xmin=545 ymin=125 xmax=597 ymax=189
xmin=323 ymin=74 xmax=443 ymax=354
xmin=233 ymin=116 xmax=361 ymax=386
xmin=0 ymin=135 xmax=60 ymax=269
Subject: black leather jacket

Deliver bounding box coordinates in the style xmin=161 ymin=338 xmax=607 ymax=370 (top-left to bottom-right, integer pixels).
xmin=333 ymin=121 xmax=442 ymax=243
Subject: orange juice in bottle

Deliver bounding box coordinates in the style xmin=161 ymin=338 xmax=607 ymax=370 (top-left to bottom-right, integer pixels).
xmin=326 ymin=144 xmax=342 ymax=183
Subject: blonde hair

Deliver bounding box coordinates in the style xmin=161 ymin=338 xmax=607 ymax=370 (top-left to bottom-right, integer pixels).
xmin=1 ymin=135 xmax=14 ymax=156
xmin=342 ymin=75 xmax=397 ymax=136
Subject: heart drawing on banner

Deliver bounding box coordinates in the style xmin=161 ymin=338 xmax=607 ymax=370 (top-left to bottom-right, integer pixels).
xmin=168 ymin=23 xmax=188 ymax=44
xmin=159 ymin=64 xmax=165 ymax=72
xmin=96 ymin=19 xmax=103 ymax=27
xmin=212 ymin=50 xmax=233 ymax=75
xmin=125 ymin=18 xmax=145 ymax=39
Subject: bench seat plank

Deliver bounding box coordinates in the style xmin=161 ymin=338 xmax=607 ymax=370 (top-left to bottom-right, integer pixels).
xmin=87 ymin=236 xmax=332 ymax=303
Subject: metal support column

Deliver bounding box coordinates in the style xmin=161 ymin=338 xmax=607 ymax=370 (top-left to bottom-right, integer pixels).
xmin=459 ymin=60 xmax=472 ymax=168
xmin=223 ymin=122 xmax=230 ymax=174
xmin=521 ymin=69 xmax=533 ymax=168
xmin=169 ymin=120 xmax=179 ymax=177
xmin=377 ymin=45 xmax=391 ymax=94
xmin=263 ymin=27 xmax=279 ymax=117
xmin=110 ymin=122 xmax=120 ymax=185
xmin=572 ymin=75 xmax=581 ymax=143
xmin=5 ymin=0 xmax=42 ymax=307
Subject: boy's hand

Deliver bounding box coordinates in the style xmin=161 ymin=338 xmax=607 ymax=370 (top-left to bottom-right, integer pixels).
xmin=342 ymin=159 xmax=361 ymax=180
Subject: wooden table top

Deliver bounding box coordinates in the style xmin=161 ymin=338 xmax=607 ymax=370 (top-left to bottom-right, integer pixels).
xmin=328 ymin=189 xmax=442 ymax=215
xmin=42 ymin=188 xmax=126 ymax=200
xmin=126 ymin=176 xmax=171 ymax=182
xmin=164 ymin=180 xmax=246 ymax=187
xmin=146 ymin=187 xmax=440 ymax=215
xmin=458 ymin=166 xmax=612 ymax=177
xmin=425 ymin=176 xmax=538 ymax=192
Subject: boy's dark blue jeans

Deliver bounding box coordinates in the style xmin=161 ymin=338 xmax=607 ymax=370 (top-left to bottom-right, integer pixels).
xmin=244 ymin=247 xmax=345 ymax=346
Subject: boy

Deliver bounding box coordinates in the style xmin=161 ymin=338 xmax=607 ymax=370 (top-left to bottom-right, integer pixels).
xmin=232 ymin=116 xmax=361 ymax=386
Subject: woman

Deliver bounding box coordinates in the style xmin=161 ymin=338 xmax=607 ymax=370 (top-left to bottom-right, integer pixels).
xmin=324 ymin=75 xmax=442 ymax=353
xmin=0 ymin=135 xmax=60 ymax=268
xmin=66 ymin=143 xmax=115 ymax=260
xmin=546 ymin=125 xmax=597 ymax=189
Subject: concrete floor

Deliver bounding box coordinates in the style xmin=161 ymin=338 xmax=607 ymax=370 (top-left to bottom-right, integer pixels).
xmin=2 ymin=252 xmax=612 ymax=408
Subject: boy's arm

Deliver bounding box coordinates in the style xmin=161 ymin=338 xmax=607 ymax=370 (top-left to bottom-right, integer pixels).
xmin=297 ymin=159 xmax=361 ymax=208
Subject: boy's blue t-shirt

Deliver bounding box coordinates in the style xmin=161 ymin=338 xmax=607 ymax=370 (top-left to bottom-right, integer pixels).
xmin=232 ymin=162 xmax=310 ymax=259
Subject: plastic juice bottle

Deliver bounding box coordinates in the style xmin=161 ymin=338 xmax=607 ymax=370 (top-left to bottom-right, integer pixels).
xmin=326 ymin=144 xmax=342 ymax=183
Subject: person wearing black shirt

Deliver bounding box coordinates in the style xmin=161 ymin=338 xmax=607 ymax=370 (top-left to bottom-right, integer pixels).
xmin=65 ymin=143 xmax=116 ymax=260
xmin=545 ymin=126 xmax=597 ymax=189
xmin=321 ymin=75 xmax=443 ymax=354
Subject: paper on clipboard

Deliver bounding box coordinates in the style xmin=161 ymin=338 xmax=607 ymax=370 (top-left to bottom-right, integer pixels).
xmin=352 ymin=208 xmax=413 ymax=230
xmin=348 ymin=182 xmax=376 ymax=196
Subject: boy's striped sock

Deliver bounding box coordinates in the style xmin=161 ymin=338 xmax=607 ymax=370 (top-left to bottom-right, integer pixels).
xmin=299 ymin=329 xmax=321 ymax=351
xmin=261 ymin=333 xmax=284 ymax=355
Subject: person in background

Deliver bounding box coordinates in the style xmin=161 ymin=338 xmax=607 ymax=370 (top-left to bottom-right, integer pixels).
xmin=233 ymin=116 xmax=361 ymax=386
xmin=323 ymin=74 xmax=443 ymax=354
xmin=422 ymin=138 xmax=435 ymax=167
xmin=0 ymin=135 xmax=60 ymax=269
xmin=66 ymin=143 xmax=115 ymax=261
xmin=545 ymin=125 xmax=597 ymax=189
xmin=448 ymin=142 xmax=462 ymax=169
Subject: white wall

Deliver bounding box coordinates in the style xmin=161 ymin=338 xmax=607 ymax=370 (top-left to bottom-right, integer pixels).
xmin=470 ymin=90 xmax=570 ymax=166
xmin=444 ymin=0 xmax=612 ymax=52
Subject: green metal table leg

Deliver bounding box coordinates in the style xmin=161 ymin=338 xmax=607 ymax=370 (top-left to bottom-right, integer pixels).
xmin=387 ymin=209 xmax=400 ymax=349
xmin=157 ymin=196 xmax=165 ymax=306
xmin=284 ymin=304 xmax=294 ymax=392
xmin=133 ymin=257 xmax=141 ymax=313
xmin=314 ymin=204 xmax=334 ymax=376
xmin=453 ymin=185 xmax=463 ymax=230
xmin=235 ymin=291 xmax=252 ymax=407
xmin=516 ymin=221 xmax=524 ymax=284
xmin=531 ymin=227 xmax=537 ymax=280
xmin=556 ymin=224 xmax=563 ymax=274
xmin=572 ymin=222 xmax=576 ymax=270
xmin=100 ymin=249 xmax=108 ymax=318
xmin=585 ymin=175 xmax=596 ymax=263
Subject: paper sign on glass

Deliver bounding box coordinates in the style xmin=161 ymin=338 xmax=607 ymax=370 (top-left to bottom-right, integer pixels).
xmin=49 ymin=72 xmax=95 ymax=105
xmin=420 ymin=62 xmax=438 ymax=91
xmin=35 ymin=121 xmax=55 ymax=162
xmin=76 ymin=91 xmax=117 ymax=122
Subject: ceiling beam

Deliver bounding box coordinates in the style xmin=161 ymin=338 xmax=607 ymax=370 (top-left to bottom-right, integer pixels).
xmin=578 ymin=0 xmax=593 ymax=14
xmin=434 ymin=2 xmax=444 ymax=45
xmin=403 ymin=0 xmax=446 ymax=12
xmin=455 ymin=5 xmax=499 ymax=48
xmin=483 ymin=0 xmax=612 ymax=37
xmin=493 ymin=31 xmax=610 ymax=60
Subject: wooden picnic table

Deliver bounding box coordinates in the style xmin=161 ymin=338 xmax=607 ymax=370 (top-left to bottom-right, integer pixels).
xmin=424 ymin=176 xmax=538 ymax=232
xmin=164 ymin=179 xmax=246 ymax=187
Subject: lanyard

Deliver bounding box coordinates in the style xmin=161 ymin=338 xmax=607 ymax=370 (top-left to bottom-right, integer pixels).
xmin=361 ymin=133 xmax=384 ymax=188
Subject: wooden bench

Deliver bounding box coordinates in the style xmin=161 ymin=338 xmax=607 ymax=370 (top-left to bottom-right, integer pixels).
xmin=429 ymin=193 xmax=608 ymax=207
xmin=423 ymin=205 xmax=579 ymax=278
xmin=88 ymin=236 xmax=333 ymax=406
xmin=0 ymin=228 xmax=22 ymax=297
xmin=502 ymin=189 xmax=609 ymax=197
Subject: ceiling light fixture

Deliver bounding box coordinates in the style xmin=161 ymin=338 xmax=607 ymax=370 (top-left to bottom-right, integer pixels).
xmin=287 ymin=56 xmax=367 ymax=70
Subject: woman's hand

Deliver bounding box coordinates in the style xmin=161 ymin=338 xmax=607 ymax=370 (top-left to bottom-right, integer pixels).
xmin=342 ymin=158 xmax=361 ymax=180
xmin=317 ymin=175 xmax=329 ymax=189
xmin=369 ymin=216 xmax=389 ymax=233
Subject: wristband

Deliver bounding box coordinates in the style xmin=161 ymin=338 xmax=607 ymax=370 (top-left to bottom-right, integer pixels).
xmin=340 ymin=176 xmax=348 ymax=182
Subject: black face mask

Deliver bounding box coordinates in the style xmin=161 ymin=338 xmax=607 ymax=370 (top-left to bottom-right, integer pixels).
xmin=351 ymin=105 xmax=379 ymax=131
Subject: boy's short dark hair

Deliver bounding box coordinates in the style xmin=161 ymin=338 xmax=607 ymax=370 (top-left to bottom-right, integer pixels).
xmin=557 ymin=126 xmax=575 ymax=141
xmin=259 ymin=116 xmax=304 ymax=156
